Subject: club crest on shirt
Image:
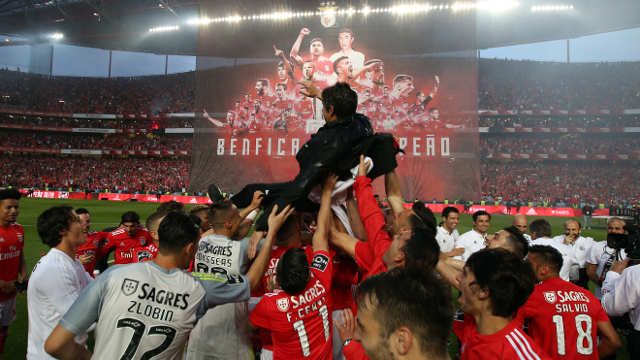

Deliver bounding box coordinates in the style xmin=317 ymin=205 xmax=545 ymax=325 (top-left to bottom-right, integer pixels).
xmin=277 ymin=297 xmax=290 ymax=312
xmin=17 ymin=234 xmax=23 ymax=242
xmin=139 ymin=237 xmax=146 ymax=246
xmin=121 ymin=278 xmax=140 ymax=296
xmin=543 ymin=291 xmax=557 ymax=304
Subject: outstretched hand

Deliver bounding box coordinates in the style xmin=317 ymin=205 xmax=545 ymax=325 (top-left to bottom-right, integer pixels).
xmin=357 ymin=155 xmax=372 ymax=177
xmin=298 ymin=80 xmax=322 ymax=99
xmin=336 ymin=309 xmax=356 ymax=343
xmin=323 ymin=173 xmax=339 ymax=194
xmin=267 ymin=204 xmax=295 ymax=233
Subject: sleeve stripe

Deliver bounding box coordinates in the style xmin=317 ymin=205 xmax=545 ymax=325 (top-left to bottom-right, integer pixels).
xmin=190 ymin=272 xmax=228 ymax=283
xmin=513 ymin=329 xmax=542 ymax=360
xmin=506 ymin=329 xmax=542 ymax=360
xmin=505 ymin=334 xmax=528 ymax=360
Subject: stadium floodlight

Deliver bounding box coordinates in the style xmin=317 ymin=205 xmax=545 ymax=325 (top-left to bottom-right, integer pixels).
xmin=148 ymin=25 xmax=180 ymax=33
xmin=187 ymin=17 xmax=212 ymax=25
xmin=362 ymin=5 xmax=371 ymax=15
xmin=477 ymin=0 xmax=520 ymax=12
xmin=531 ymin=4 xmax=574 ymax=12
xmin=49 ymin=33 xmax=64 ymax=40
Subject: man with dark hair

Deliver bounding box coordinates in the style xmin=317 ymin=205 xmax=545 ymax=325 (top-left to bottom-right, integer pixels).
xmin=0 ymin=188 xmax=25 ymax=354
xmin=436 ymin=206 xmax=460 ymax=255
xmin=46 ymin=207 xmax=293 ymax=359
xmin=28 ymin=206 xmax=92 ymax=359
xmin=485 ymin=226 xmax=529 ymax=259
xmin=102 ymin=210 xmax=153 ymax=264
xmin=216 ymin=82 xmax=398 ymax=232
xmin=330 ymin=28 xmax=365 ymax=73
xmin=518 ymin=245 xmax=621 ymax=359
xmin=531 ymin=219 xmax=574 ymax=281
xmin=455 ymin=211 xmax=491 ymax=261
xmin=189 ymin=205 xmax=211 ymax=233
xmin=157 ymin=200 xmax=185 ymax=214
xmin=455 ymin=248 xmax=549 ymax=359
xmin=250 ymin=175 xmax=336 ymax=359
xmin=552 ymin=219 xmax=595 ymax=288
xmin=75 ymin=208 xmax=109 ymax=277
xmin=352 ymin=268 xmax=452 ymax=360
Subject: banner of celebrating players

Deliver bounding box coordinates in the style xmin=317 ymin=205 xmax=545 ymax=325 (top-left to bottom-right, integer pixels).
xmin=191 ymin=15 xmax=480 ymax=200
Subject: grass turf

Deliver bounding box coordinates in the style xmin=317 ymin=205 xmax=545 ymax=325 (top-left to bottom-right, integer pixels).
xmin=2 ymin=198 xmax=626 ymax=358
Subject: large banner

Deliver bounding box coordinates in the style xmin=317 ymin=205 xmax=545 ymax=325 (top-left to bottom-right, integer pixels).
xmin=190 ymin=6 xmax=479 ymax=200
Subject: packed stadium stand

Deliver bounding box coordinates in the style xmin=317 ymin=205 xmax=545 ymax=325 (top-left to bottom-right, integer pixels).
xmin=1 ymin=59 xmax=639 ymax=204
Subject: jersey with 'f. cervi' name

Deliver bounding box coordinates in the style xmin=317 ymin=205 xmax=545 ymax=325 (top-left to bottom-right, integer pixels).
xmin=250 ymin=250 xmax=333 ymax=360
xmin=517 ymin=277 xmax=610 ymax=359
xmin=58 ymin=261 xmax=250 ymax=360
xmin=0 ymin=222 xmax=24 ymax=301
xmin=186 ymin=234 xmax=255 ymax=360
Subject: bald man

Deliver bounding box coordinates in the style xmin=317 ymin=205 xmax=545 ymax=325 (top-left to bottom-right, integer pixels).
xmin=512 ymin=214 xmax=531 ymax=243
xmin=552 ymin=219 xmax=595 ymax=289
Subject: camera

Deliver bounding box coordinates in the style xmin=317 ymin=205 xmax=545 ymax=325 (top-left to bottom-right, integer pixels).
xmin=607 ymin=224 xmax=640 ymax=260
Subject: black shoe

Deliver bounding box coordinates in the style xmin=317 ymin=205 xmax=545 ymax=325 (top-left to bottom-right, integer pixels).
xmin=207 ymin=183 xmax=224 ymax=204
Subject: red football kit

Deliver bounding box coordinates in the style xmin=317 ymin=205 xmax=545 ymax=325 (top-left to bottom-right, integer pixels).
xmin=75 ymin=231 xmax=108 ymax=276
xmin=0 ymin=223 xmax=24 ymax=301
xmin=102 ymin=228 xmax=152 ymax=265
xmin=250 ymin=250 xmax=333 ymax=360
xmin=517 ymin=277 xmax=610 ymax=359
xmin=454 ymin=315 xmax=551 ymax=360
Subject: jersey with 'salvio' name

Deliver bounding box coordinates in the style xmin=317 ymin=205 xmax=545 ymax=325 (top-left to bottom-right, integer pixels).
xmin=59 ymin=261 xmax=249 ymax=360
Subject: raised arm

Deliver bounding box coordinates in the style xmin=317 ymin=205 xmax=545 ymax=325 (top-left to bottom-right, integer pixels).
xmin=384 ymin=169 xmax=405 ymax=218
xmin=235 ymin=191 xmax=264 ymax=239
xmin=313 ymin=174 xmax=337 ymax=252
xmin=245 ymin=204 xmax=294 ymax=290
xmin=290 ymin=28 xmax=310 ymax=66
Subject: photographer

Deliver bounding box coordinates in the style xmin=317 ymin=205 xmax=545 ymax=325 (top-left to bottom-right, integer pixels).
xmin=586 ymin=217 xmax=626 ymax=299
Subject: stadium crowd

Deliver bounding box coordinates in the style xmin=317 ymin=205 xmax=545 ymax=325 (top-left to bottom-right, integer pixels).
xmin=0 ymin=155 xmax=189 ymax=194
xmin=481 ymin=135 xmax=640 ymax=155
xmin=480 ymin=115 xmax=640 ymax=128
xmin=0 ymin=114 xmax=193 ymax=129
xmin=0 ymin=131 xmax=191 ymax=152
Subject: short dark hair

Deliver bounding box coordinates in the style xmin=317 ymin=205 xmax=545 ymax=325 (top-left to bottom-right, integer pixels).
xmin=157 ymin=211 xmax=200 ymax=254
xmin=0 ymin=188 xmax=21 ymax=201
xmin=37 ymin=206 xmax=75 ymax=248
xmin=465 ymin=248 xmax=536 ymax=318
xmin=121 ymin=211 xmax=140 ymax=224
xmin=75 ymin=208 xmax=89 ymax=215
xmin=356 ymin=268 xmax=452 ymax=357
xmin=528 ymin=245 xmax=563 ymax=274
xmin=530 ymin=219 xmax=552 ymax=237
xmin=277 ymin=61 xmax=284 ymax=68
xmin=157 ymin=200 xmax=184 ymax=214
xmin=276 ymin=82 xmax=286 ymax=90
xmin=403 ymin=227 xmax=440 ymax=270
xmin=472 ymin=210 xmax=491 ymax=222
xmin=338 ymin=28 xmax=354 ymax=37
xmin=321 ymin=82 xmax=357 ymax=118
xmin=410 ymin=202 xmax=437 ymax=233
xmin=208 ymin=200 xmax=236 ymax=230
xmin=145 ymin=211 xmax=166 ymax=232
xmin=502 ymin=226 xmax=529 ymax=258
xmin=189 ymin=205 xmax=209 ymax=216
xmin=442 ymin=206 xmax=459 ymax=219
xmin=276 ymin=214 xmax=300 ymax=245
xmin=277 ymin=247 xmax=309 ymax=295
xmin=310 ymin=37 xmax=323 ymax=45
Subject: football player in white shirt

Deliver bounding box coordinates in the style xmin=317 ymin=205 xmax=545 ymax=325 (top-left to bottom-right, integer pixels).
xmin=455 ymin=211 xmax=490 ymax=261
xmin=586 ymin=217 xmax=626 ymax=299
xmin=551 ymin=219 xmax=595 ymax=288
xmin=329 ymin=28 xmax=365 ymax=73
xmin=436 ymin=206 xmax=460 ymax=255
xmin=27 ymin=206 xmax=93 ymax=359
xmin=529 ymin=219 xmax=575 ymax=281
xmin=186 ymin=199 xmax=263 ymax=360
xmin=511 ymin=214 xmax=531 ymax=243
xmin=45 ymin=207 xmax=294 ymax=360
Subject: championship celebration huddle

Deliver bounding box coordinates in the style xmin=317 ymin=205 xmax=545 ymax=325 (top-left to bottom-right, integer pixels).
xmin=1 ymin=1 xmax=640 ymax=360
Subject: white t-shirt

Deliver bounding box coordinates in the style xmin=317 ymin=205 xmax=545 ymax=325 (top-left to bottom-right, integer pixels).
xmin=436 ymin=226 xmax=459 ymax=253
xmin=59 ymin=261 xmax=250 ymax=360
xmin=530 ymin=237 xmax=575 ymax=282
xmin=523 ymin=233 xmax=532 ymax=243
xmin=186 ymin=234 xmax=253 ymax=360
xmin=329 ymin=49 xmax=365 ymax=73
xmin=27 ymin=248 xmax=93 ymax=359
xmin=602 ymin=265 xmax=640 ymax=331
xmin=586 ymin=241 xmax=626 ymax=299
xmin=551 ymin=235 xmax=596 ymax=268
xmin=455 ymin=229 xmax=486 ymax=262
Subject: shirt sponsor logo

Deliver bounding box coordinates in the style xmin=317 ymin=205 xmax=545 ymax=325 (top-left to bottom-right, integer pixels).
xmin=137 ymin=250 xmax=153 ymax=262
xmin=277 ymin=297 xmax=290 ymax=312
xmin=122 ymin=278 xmax=140 ymax=296
xmin=543 ymin=291 xmax=557 ymax=304
xmin=310 ymin=254 xmax=329 ymax=272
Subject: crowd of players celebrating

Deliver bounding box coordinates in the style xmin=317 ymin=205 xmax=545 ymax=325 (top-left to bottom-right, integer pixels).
xmin=0 ymin=81 xmax=639 ymax=360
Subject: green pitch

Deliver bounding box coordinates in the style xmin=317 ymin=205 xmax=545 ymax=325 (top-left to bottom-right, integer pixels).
xmin=3 ymin=198 xmax=623 ymax=358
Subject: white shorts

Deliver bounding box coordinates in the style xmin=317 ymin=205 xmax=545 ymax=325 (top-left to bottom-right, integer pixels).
xmin=0 ymin=297 xmax=16 ymax=327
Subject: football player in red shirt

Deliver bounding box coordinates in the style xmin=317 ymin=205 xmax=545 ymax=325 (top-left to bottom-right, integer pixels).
xmin=75 ymin=208 xmax=108 ymax=276
xmin=517 ymin=245 xmax=621 ymax=359
xmin=455 ymin=248 xmax=551 ymax=360
xmin=126 ymin=211 xmax=166 ymax=264
xmin=250 ymin=174 xmax=336 ymax=360
xmin=102 ymin=211 xmax=153 ymax=265
xmin=0 ymin=189 xmax=26 ymax=354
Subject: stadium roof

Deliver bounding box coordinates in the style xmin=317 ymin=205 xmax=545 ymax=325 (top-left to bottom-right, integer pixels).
xmin=0 ymin=0 xmax=639 ymax=56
